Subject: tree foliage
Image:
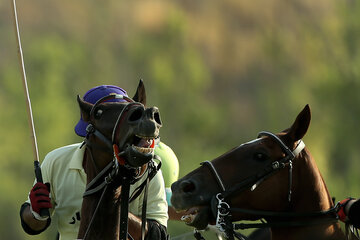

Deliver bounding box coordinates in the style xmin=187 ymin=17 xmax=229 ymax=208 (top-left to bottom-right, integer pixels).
xmin=0 ymin=0 xmax=359 ymax=239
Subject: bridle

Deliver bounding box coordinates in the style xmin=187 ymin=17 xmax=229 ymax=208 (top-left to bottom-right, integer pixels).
xmin=82 ymin=94 xmax=145 ymax=197
xmin=81 ymin=94 xmax=160 ymax=240
xmin=206 ymin=131 xmax=305 ymax=203
xmin=196 ymin=131 xmax=341 ymax=240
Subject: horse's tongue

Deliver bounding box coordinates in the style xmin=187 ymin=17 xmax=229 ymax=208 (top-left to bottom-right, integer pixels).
xmin=138 ymin=138 xmax=154 ymax=148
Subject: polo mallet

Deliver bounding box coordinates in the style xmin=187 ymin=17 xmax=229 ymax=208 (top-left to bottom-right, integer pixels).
xmin=11 ymin=0 xmax=50 ymax=219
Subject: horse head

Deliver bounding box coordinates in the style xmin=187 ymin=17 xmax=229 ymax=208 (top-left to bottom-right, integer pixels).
xmin=172 ymin=105 xmax=345 ymax=239
xmin=77 ymin=80 xmax=162 ymax=182
xmin=171 ymin=105 xmax=319 ymax=231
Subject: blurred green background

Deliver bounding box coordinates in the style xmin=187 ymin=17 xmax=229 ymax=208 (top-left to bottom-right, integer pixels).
xmin=1 ymin=0 xmax=360 ymax=239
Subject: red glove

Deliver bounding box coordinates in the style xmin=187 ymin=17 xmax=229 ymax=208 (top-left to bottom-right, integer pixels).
xmin=29 ymin=182 xmax=52 ymax=220
xmin=337 ymin=197 xmax=354 ymax=222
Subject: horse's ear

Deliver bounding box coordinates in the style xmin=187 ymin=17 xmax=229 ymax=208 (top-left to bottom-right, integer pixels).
xmin=77 ymin=95 xmax=93 ymax=122
xmin=286 ymin=104 xmax=311 ymax=142
xmin=132 ymin=79 xmax=146 ymax=106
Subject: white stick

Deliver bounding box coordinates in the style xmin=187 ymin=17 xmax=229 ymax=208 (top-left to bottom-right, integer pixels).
xmin=11 ymin=0 xmax=40 ymax=164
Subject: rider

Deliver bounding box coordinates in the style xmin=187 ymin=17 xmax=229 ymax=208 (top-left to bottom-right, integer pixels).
xmin=338 ymin=197 xmax=360 ymax=228
xmin=19 ymin=85 xmax=169 ymax=240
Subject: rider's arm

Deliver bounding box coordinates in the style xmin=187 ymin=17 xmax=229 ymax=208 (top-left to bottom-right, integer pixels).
xmin=127 ymin=213 xmax=167 ymax=240
xmin=20 ymin=156 xmax=53 ymax=235
xmin=144 ymin=170 xmax=169 ymax=239
xmin=128 ymin=168 xmax=169 ymax=240
xmin=20 ymin=203 xmax=51 ymax=234
xmin=127 ymin=212 xmax=147 ymax=240
xmin=145 ymin=219 xmax=167 ymax=240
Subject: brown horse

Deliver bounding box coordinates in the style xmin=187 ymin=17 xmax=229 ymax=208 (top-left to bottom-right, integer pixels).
xmin=77 ymin=81 xmax=162 ymax=240
xmin=171 ymin=105 xmax=350 ymax=240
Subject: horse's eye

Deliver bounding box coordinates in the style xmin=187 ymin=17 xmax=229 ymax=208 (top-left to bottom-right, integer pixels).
xmin=253 ymin=152 xmax=268 ymax=161
xmin=95 ymin=109 xmax=103 ymax=119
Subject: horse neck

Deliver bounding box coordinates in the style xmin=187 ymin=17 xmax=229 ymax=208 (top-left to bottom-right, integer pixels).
xmin=292 ymin=149 xmax=333 ymax=212
xmin=271 ymin=148 xmax=345 ymax=240
xmin=78 ymin=146 xmax=122 ymax=240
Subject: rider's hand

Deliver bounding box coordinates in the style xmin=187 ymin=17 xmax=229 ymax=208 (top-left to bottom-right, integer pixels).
xmin=337 ymin=197 xmax=355 ymax=222
xmin=29 ymin=182 xmax=52 ymax=221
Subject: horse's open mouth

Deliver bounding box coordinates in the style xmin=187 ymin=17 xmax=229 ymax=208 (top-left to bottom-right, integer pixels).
xmin=119 ymin=135 xmax=157 ymax=167
xmin=132 ymin=135 xmax=155 ymax=154
xmin=180 ymin=206 xmax=214 ymax=230
xmin=181 ymin=207 xmax=200 ymax=224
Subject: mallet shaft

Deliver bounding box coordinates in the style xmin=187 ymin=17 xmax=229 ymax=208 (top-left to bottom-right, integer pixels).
xmin=11 ymin=0 xmax=40 ymax=164
xmin=11 ymin=0 xmax=49 ymax=218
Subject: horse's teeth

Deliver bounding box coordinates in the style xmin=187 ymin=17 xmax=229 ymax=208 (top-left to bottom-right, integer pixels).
xmin=133 ymin=146 xmax=154 ymax=154
xmin=135 ymin=135 xmax=154 ymax=140
xmin=181 ymin=214 xmax=195 ymax=224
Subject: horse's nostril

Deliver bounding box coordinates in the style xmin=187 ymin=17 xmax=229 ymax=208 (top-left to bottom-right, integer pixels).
xmin=154 ymin=112 xmax=161 ymax=125
xmin=145 ymin=107 xmax=162 ymax=125
xmin=180 ymin=180 xmax=196 ymax=193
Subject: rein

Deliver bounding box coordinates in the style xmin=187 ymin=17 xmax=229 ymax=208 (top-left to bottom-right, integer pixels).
xmin=196 ymin=131 xmax=340 ymax=240
xmin=81 ymin=94 xmax=157 ymax=240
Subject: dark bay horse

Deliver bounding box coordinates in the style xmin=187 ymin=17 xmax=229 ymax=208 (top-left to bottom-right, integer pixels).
xmin=171 ymin=105 xmax=350 ymax=240
xmin=77 ymin=80 xmax=162 ymax=240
